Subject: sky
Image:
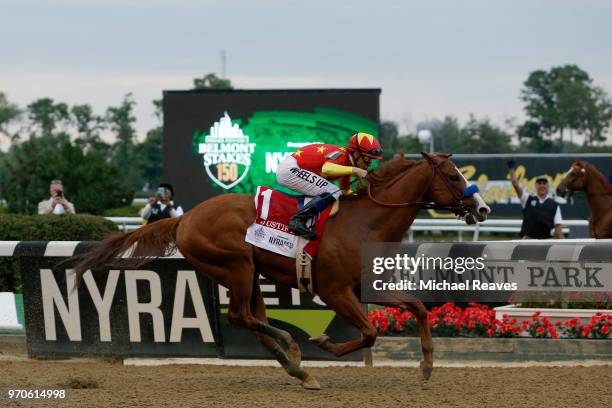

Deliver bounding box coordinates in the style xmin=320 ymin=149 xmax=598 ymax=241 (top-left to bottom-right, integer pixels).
xmin=1 ymin=0 xmax=612 ymax=146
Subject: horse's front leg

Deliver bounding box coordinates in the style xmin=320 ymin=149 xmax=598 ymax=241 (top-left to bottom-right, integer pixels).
xmin=309 ymin=288 xmax=377 ymax=357
xmin=374 ymin=293 xmax=434 ymax=380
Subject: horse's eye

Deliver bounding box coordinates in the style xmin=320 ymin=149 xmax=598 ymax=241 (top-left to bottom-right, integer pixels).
xmin=450 ymin=175 xmax=460 ymax=182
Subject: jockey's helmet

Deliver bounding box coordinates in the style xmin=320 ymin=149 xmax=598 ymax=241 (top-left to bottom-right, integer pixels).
xmin=348 ymin=132 xmax=383 ymax=159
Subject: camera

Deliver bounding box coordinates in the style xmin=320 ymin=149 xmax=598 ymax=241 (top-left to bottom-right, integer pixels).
xmin=55 ymin=190 xmax=63 ymax=198
xmin=156 ymin=187 xmax=166 ymax=197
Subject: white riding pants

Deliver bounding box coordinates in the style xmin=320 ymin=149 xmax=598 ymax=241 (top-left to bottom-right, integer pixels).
xmin=276 ymin=156 xmax=341 ymax=199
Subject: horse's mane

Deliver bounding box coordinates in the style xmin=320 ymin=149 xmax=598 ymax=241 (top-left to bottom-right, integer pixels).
xmin=367 ymin=157 xmax=418 ymax=185
xmin=583 ymin=162 xmax=612 ymax=190
xmin=346 ymin=157 xmax=419 ymax=197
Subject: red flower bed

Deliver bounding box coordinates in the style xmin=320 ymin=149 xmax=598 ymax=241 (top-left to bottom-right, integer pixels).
xmin=368 ymin=302 xmax=611 ymax=339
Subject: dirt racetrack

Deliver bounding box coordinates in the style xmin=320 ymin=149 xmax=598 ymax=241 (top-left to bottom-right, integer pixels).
xmin=1 ymin=359 xmax=611 ymax=408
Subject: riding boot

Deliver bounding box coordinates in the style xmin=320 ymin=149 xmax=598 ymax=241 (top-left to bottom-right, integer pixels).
xmin=289 ymin=192 xmax=336 ymax=240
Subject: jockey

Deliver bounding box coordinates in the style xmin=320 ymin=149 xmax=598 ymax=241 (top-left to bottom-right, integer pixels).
xmin=276 ymin=132 xmax=383 ymax=239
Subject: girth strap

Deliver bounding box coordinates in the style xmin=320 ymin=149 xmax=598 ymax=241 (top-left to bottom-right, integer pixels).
xmin=296 ymin=237 xmax=314 ymax=294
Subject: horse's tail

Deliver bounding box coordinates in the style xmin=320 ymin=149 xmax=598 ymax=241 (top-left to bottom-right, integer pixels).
xmin=72 ymin=216 xmax=182 ymax=290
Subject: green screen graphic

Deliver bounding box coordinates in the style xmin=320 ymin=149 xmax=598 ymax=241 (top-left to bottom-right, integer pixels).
xmin=192 ymin=107 xmax=379 ymax=194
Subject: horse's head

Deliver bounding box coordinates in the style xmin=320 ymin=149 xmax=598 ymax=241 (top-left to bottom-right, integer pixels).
xmin=420 ymin=152 xmax=491 ymax=223
xmin=557 ymin=160 xmax=588 ymax=197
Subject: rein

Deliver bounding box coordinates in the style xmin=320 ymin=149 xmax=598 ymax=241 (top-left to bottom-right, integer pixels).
xmin=366 ymin=158 xmax=471 ymax=215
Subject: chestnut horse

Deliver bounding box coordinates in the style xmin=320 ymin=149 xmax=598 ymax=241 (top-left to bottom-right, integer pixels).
xmin=72 ymin=152 xmax=490 ymax=389
xmin=557 ymin=160 xmax=612 ymax=238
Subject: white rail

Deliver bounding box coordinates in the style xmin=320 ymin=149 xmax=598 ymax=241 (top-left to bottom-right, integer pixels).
xmin=408 ymin=218 xmax=589 ymax=242
xmin=105 ymin=217 xmax=143 ymax=232
xmin=105 ymin=216 xmax=590 ymax=241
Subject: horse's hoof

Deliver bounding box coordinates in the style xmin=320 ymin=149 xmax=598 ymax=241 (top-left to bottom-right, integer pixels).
xmin=309 ymin=334 xmax=330 ymax=346
xmin=302 ymin=375 xmax=321 ymax=390
xmin=419 ymin=360 xmax=433 ymax=381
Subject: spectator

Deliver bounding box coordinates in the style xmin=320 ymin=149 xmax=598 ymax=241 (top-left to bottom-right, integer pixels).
xmin=509 ymin=168 xmax=563 ymax=239
xmin=140 ymin=183 xmax=183 ymax=224
xmin=38 ymin=179 xmax=76 ymax=215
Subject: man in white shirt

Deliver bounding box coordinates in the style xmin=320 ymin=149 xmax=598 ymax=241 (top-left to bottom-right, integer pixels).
xmin=38 ymin=180 xmax=76 ymax=215
xmin=140 ymin=183 xmax=184 ymax=224
xmin=510 ymin=169 xmax=563 ymax=239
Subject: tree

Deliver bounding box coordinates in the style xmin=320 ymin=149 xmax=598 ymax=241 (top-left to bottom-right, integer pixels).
xmin=106 ymin=93 xmax=141 ymax=189
xmin=152 ymin=98 xmax=163 ymax=121
xmin=27 ymin=98 xmax=69 ymax=138
xmin=0 ymin=92 xmax=21 ymax=138
xmin=0 ymin=137 xmax=132 ymax=214
xmin=379 ymin=120 xmax=399 ymax=159
xmin=395 ymin=134 xmax=422 ymax=154
xmin=549 ymin=65 xmax=591 ymax=142
xmin=134 ymin=100 xmax=164 ymax=189
xmin=413 ymin=116 xmax=513 ymax=154
xmin=419 ymin=116 xmax=468 ymax=153
xmin=462 ymin=115 xmax=512 ymax=153
xmin=520 ymin=64 xmax=612 ymax=147
xmin=581 ymin=87 xmax=612 ymax=146
xmin=193 ymin=73 xmax=234 ymax=90
xmin=135 ymin=127 xmax=163 ymax=189
xmin=432 ymin=116 xmax=462 ymax=152
xmin=71 ymin=104 xmax=108 ymax=152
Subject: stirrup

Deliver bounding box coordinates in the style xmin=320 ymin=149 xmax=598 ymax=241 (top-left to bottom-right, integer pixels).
xmin=289 ymin=217 xmax=319 ymax=240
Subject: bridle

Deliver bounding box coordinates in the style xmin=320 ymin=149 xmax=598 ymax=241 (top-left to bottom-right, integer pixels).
xmin=367 ymin=156 xmax=475 ymax=216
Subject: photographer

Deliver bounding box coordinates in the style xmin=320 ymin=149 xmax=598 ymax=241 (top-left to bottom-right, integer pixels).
xmin=38 ymin=179 xmax=76 ymax=215
xmin=140 ymin=183 xmax=184 ymax=224
xmin=508 ymin=161 xmax=563 ymax=239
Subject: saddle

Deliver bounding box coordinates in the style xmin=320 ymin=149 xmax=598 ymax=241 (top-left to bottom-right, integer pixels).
xmin=245 ymin=186 xmax=339 ymax=294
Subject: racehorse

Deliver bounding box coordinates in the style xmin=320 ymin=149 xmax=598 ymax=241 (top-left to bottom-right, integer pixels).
xmin=556 ymin=160 xmax=612 ymax=238
xmin=72 ymin=152 xmax=490 ymax=389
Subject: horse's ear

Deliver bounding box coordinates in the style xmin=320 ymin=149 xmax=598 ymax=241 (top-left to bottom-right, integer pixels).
xmin=399 ymin=150 xmax=405 ymax=160
xmin=421 ymin=151 xmax=433 ymax=162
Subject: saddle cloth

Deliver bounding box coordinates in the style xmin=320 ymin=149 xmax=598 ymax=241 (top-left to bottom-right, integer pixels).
xmin=245 ymin=186 xmax=333 ymax=258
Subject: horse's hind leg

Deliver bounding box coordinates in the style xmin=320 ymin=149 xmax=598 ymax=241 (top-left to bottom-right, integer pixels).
xmin=309 ymin=288 xmax=377 ymax=357
xmin=250 ymin=283 xmax=320 ymax=390
xmin=226 ymin=268 xmax=319 ymax=389
xmin=248 ymin=277 xmax=302 ymax=367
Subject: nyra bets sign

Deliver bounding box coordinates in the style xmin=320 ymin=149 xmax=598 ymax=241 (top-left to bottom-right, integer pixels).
xmin=197 ymin=112 xmax=256 ymax=189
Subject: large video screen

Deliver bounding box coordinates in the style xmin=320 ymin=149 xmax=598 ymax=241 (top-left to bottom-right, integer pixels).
xmin=163 ymin=89 xmax=380 ymax=210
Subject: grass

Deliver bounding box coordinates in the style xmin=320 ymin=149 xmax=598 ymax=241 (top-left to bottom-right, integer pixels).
xmin=102 ymin=204 xmax=143 ymax=217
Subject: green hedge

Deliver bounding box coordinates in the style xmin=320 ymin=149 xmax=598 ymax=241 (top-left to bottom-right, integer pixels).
xmin=0 ymin=214 xmax=118 ymax=293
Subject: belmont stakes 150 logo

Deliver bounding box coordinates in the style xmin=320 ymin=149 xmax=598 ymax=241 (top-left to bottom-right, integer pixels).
xmin=195 ymin=113 xmax=256 ymax=189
